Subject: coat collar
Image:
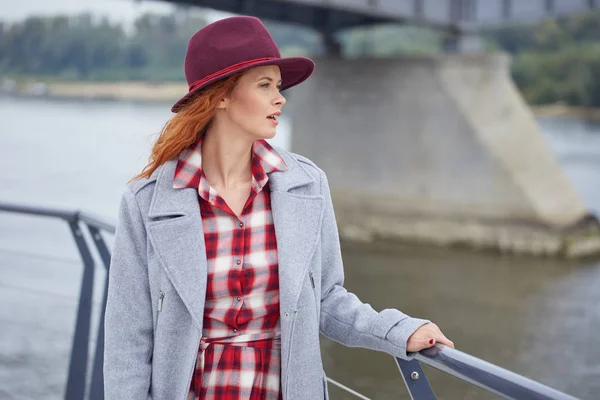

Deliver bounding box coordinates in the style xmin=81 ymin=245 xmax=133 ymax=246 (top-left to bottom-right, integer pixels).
xmin=268 ymin=148 xmax=315 ymax=193
xmin=148 ymin=148 xmax=314 ymax=218
xmin=172 ymin=138 xmax=287 ymax=195
xmin=145 ymin=148 xmax=322 ymax=331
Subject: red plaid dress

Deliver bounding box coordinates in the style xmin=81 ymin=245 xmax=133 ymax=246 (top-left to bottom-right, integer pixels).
xmin=173 ymin=137 xmax=287 ymax=400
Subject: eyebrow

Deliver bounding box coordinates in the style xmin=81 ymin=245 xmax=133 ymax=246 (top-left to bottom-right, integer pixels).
xmin=257 ymin=76 xmax=282 ymax=84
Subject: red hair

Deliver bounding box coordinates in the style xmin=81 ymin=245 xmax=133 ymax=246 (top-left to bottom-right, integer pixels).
xmin=131 ymin=73 xmax=243 ymax=181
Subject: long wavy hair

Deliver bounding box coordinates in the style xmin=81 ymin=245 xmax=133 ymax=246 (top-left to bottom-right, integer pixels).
xmin=131 ymin=72 xmax=244 ymax=181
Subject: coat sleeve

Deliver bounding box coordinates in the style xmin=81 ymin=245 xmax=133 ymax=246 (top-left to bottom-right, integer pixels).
xmin=104 ymin=186 xmax=153 ymax=398
xmin=317 ymin=170 xmax=430 ymax=360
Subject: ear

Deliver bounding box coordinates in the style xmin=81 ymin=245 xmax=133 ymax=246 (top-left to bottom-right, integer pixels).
xmin=216 ymin=97 xmax=228 ymax=110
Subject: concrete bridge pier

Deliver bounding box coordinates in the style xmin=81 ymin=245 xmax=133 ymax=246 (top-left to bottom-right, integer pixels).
xmin=289 ymin=53 xmax=600 ymax=257
xmin=442 ymin=29 xmax=485 ymax=53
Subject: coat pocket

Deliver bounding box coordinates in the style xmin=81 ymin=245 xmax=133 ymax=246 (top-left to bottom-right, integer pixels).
xmin=309 ymin=271 xmax=319 ymax=317
xmin=154 ymin=291 xmax=165 ymax=332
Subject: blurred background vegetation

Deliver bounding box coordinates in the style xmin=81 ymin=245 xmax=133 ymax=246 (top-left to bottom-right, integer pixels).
xmin=1 ymin=10 xmax=599 ymax=107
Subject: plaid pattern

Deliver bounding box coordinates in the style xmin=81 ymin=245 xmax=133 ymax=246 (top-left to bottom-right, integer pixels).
xmin=174 ymin=137 xmax=287 ymax=400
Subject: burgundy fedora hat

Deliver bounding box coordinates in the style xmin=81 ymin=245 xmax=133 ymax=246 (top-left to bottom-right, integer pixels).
xmin=171 ymin=16 xmax=315 ymax=113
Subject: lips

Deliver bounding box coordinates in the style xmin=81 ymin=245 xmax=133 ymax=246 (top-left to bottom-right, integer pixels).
xmin=267 ymin=111 xmax=281 ymax=121
xmin=267 ymin=112 xmax=280 ymax=126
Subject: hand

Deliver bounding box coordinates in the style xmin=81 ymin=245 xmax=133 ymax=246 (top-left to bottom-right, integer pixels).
xmin=407 ymin=323 xmax=454 ymax=352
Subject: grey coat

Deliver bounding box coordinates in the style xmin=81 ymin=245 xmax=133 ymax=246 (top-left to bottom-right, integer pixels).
xmin=104 ymin=147 xmax=429 ymax=400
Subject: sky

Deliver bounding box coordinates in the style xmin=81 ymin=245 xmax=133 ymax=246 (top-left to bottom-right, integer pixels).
xmin=0 ymin=0 xmax=224 ymax=24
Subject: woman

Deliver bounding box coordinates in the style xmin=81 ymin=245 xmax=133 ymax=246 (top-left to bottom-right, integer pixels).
xmin=104 ymin=15 xmax=454 ymax=400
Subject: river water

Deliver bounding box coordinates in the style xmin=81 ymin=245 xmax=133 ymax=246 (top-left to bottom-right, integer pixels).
xmin=0 ymin=97 xmax=599 ymax=399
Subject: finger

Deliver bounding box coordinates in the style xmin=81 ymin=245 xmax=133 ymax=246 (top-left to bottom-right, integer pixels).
xmin=421 ymin=337 xmax=437 ymax=350
xmin=429 ymin=326 xmax=454 ymax=349
xmin=439 ymin=331 xmax=455 ymax=348
xmin=435 ymin=335 xmax=454 ymax=348
xmin=407 ymin=336 xmax=435 ymax=352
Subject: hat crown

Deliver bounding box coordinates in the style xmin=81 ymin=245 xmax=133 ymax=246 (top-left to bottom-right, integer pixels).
xmin=184 ymin=16 xmax=281 ymax=86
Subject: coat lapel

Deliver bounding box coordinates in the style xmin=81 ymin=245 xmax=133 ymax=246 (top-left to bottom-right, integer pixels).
xmin=146 ymin=160 xmax=207 ymax=330
xmin=269 ymin=152 xmax=324 ymax=316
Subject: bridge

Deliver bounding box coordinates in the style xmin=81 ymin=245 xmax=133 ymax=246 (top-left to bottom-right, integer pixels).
xmin=162 ymin=0 xmax=599 ymax=48
xmin=155 ymin=0 xmax=600 ymax=257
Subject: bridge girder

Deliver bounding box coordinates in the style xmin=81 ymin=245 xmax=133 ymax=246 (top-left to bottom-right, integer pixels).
xmin=161 ymin=0 xmax=600 ymax=34
xmin=163 ymin=0 xmax=400 ymax=33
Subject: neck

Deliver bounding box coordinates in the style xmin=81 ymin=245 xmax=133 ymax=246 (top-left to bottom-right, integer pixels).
xmin=201 ymin=123 xmax=254 ymax=189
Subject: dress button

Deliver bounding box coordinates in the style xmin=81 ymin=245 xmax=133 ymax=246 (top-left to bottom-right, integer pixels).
xmin=236 ymin=260 xmax=241 ymax=265
xmin=233 ymin=328 xmax=238 ymax=332
xmin=239 ymin=222 xmax=244 ymax=228
xmin=284 ymin=313 xmax=289 ymax=317
xmin=237 ymin=296 xmax=241 ymax=301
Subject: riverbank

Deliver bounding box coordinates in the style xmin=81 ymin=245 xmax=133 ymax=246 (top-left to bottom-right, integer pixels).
xmin=532 ymin=103 xmax=600 ymax=121
xmin=47 ymin=81 xmax=187 ymax=103
xmin=3 ymin=79 xmax=600 ymax=120
xmin=1 ymin=80 xmax=187 ymax=103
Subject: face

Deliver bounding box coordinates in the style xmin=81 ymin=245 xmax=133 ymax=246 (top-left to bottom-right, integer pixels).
xmin=216 ymin=65 xmax=286 ymax=140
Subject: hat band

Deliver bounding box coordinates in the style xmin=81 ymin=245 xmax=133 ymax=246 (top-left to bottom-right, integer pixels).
xmin=188 ymin=57 xmax=277 ymax=92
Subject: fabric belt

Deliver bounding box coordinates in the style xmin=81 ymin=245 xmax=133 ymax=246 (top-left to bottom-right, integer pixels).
xmin=191 ymin=332 xmax=281 ymax=394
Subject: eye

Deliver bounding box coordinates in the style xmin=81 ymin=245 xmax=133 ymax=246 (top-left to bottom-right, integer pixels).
xmin=260 ymin=82 xmax=282 ymax=91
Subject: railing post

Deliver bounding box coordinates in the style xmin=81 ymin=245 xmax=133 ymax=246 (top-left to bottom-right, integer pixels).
xmin=395 ymin=357 xmax=437 ymax=400
xmin=65 ymin=218 xmax=96 ymax=400
xmin=87 ymin=224 xmax=111 ymax=400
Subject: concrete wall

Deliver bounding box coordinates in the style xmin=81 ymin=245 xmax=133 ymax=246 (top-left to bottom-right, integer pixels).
xmin=289 ymin=54 xmax=600 ymax=256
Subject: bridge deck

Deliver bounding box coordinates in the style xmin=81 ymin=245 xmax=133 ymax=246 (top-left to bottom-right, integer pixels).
xmin=165 ymin=0 xmax=598 ymax=32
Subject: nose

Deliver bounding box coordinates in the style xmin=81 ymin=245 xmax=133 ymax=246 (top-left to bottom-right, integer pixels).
xmin=275 ymin=91 xmax=286 ymax=106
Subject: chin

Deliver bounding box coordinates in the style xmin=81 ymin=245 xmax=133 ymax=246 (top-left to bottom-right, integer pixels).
xmin=254 ymin=130 xmax=277 ymax=140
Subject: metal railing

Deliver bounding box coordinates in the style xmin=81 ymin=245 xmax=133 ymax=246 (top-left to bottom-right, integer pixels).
xmin=0 ymin=201 xmax=582 ymax=400
xmin=396 ymin=347 xmax=579 ymax=400
xmin=0 ymin=202 xmax=113 ymax=400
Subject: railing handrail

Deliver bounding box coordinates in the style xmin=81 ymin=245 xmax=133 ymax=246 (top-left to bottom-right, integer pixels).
xmin=0 ymin=201 xmax=582 ymax=400
xmin=79 ymin=211 xmax=116 ymax=234
xmin=0 ymin=201 xmax=116 ymax=234
xmin=399 ymin=345 xmax=579 ymax=399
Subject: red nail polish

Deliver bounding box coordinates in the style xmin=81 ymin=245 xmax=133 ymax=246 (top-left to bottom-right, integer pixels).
xmin=429 ymin=339 xmax=434 ymax=345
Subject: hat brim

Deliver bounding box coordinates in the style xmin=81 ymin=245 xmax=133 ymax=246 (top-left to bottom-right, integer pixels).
xmin=171 ymin=56 xmax=315 ymax=113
